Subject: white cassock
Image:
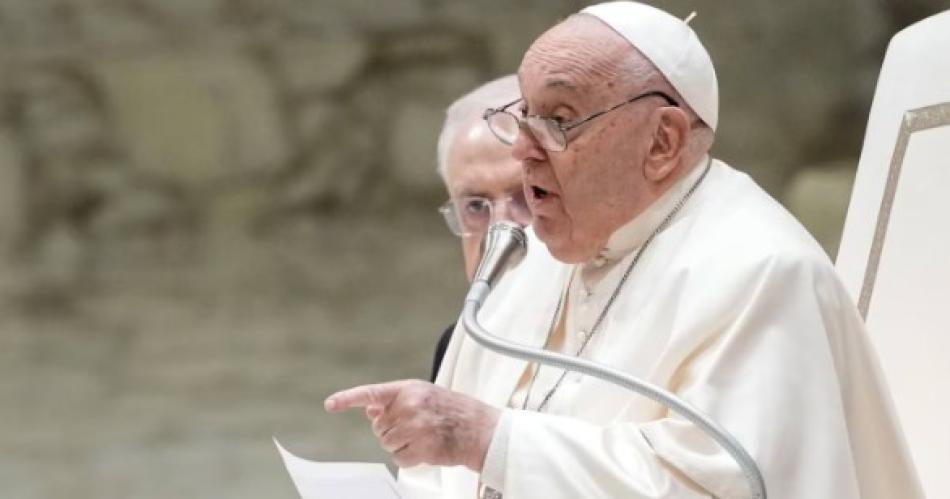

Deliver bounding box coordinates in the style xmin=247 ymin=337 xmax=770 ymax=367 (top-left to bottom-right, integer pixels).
xmin=398 ymin=157 xmax=923 ymax=499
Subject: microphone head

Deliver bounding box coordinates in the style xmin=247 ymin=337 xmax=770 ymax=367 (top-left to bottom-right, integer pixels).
xmin=473 ymin=221 xmax=527 ymax=288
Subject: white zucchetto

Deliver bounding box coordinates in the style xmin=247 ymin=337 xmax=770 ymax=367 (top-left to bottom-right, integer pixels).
xmin=581 ymin=1 xmax=720 ymax=130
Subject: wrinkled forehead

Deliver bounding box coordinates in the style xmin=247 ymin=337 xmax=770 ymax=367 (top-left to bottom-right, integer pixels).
xmin=448 ymin=118 xmax=515 ymax=171
xmin=446 ymin=119 xmax=522 ymax=195
xmin=450 ymin=117 xmax=509 ymax=160
xmin=518 ymin=15 xmax=633 ymax=104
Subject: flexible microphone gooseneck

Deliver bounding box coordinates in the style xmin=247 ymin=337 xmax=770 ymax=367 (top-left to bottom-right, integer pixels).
xmin=461 ymin=222 xmax=768 ymax=499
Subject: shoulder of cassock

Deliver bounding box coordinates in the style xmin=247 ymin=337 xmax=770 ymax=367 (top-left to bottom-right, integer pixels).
xmin=436 ymin=159 xmax=857 ymax=402
xmin=440 ymin=159 xmax=850 ymax=378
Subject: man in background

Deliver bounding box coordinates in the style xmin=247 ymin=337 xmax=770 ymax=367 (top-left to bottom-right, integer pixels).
xmin=430 ymin=75 xmax=529 ymax=381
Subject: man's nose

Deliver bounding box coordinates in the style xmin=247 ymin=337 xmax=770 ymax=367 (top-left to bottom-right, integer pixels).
xmin=490 ymin=197 xmax=531 ymax=227
xmin=492 ymin=201 xmax=515 ymax=223
xmin=510 ymin=126 xmax=546 ymax=164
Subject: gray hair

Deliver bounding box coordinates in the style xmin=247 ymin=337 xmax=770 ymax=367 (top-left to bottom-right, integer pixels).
xmin=612 ymin=44 xmax=715 ymax=160
xmin=436 ymin=74 xmax=521 ymax=181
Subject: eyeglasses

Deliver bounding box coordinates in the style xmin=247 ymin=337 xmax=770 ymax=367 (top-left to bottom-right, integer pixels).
xmin=438 ymin=192 xmax=532 ymax=237
xmin=483 ymin=91 xmax=679 ymax=152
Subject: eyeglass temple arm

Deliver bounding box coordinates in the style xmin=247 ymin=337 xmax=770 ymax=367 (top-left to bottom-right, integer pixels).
xmin=484 ymin=98 xmax=524 ymax=119
xmin=563 ymin=91 xmax=679 ymax=132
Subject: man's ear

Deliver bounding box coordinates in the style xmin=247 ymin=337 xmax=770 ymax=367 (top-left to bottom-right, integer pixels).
xmin=644 ymin=107 xmax=690 ymax=183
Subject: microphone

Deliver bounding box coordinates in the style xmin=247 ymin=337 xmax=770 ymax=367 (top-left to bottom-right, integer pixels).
xmin=460 ymin=222 xmax=768 ymax=499
xmin=464 ymin=221 xmax=527 ymax=308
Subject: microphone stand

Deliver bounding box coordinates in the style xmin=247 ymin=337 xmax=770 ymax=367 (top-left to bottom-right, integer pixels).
xmin=461 ymin=222 xmax=767 ymax=499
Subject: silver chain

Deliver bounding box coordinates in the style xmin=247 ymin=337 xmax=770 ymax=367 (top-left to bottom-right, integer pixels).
xmin=524 ymin=157 xmax=712 ymax=413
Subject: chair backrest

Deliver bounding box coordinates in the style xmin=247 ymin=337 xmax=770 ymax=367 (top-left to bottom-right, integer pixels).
xmin=836 ymin=10 xmax=950 ymax=498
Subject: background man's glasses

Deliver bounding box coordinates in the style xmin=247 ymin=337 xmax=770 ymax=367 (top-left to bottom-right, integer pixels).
xmin=438 ymin=192 xmax=532 ymax=237
xmin=483 ymin=91 xmax=678 ymax=152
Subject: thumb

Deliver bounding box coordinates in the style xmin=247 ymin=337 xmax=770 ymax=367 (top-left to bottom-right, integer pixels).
xmin=324 ymin=380 xmax=409 ymax=413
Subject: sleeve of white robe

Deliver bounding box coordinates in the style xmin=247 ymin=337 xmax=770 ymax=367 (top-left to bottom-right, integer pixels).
xmin=496 ymin=251 xmax=878 ymax=499
xmin=396 ymin=464 xmax=445 ymax=499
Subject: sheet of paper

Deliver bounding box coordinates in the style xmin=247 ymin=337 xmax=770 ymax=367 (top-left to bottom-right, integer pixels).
xmin=274 ymin=438 xmax=402 ymax=499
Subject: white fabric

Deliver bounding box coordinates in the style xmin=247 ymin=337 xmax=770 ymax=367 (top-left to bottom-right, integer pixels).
xmin=480 ymin=410 xmax=510 ymax=490
xmin=479 ymin=159 xmax=711 ymax=490
xmin=581 ymin=1 xmax=719 ymax=130
xmin=836 ymin=10 xmax=950 ymax=499
xmin=398 ymin=160 xmax=921 ymax=499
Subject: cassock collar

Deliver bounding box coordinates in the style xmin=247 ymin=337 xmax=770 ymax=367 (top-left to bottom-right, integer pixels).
xmin=594 ymin=155 xmax=709 ymax=265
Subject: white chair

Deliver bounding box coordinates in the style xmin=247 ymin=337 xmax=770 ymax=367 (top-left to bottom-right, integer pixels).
xmin=836 ymin=10 xmax=950 ymax=498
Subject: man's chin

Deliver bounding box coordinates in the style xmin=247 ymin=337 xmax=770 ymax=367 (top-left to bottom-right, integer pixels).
xmin=535 ymin=227 xmax=593 ymax=264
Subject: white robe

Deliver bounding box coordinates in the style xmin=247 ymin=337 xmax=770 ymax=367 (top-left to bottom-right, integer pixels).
xmin=399 ymin=159 xmax=923 ymax=499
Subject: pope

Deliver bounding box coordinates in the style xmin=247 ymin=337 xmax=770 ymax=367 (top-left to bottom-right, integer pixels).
xmin=326 ymin=2 xmax=923 ymax=498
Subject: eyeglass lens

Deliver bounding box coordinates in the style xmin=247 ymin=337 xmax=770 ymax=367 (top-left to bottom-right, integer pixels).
xmin=443 ymin=192 xmax=531 ymax=237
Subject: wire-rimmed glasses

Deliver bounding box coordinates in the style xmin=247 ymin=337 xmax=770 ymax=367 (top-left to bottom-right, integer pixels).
xmin=438 ymin=192 xmax=532 ymax=237
xmin=483 ymin=91 xmax=678 ymax=152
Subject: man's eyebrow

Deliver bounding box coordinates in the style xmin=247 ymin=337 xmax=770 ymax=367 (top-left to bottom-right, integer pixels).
xmin=457 ymin=188 xmax=488 ymax=198
xmin=544 ymin=78 xmax=578 ymax=91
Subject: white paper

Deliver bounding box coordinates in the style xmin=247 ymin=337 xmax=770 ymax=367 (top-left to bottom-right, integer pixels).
xmin=274 ymin=438 xmax=402 ymax=499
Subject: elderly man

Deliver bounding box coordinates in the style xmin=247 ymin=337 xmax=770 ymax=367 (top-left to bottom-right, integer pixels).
xmin=431 ymin=75 xmax=529 ymax=381
xmin=326 ymin=2 xmax=922 ymax=498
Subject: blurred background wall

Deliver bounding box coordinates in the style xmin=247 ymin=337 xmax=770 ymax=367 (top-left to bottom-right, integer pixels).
xmin=0 ymin=0 xmax=945 ymax=497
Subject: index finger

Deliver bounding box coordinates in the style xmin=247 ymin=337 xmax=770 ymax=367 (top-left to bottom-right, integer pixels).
xmin=324 ymin=380 xmax=411 ymax=413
